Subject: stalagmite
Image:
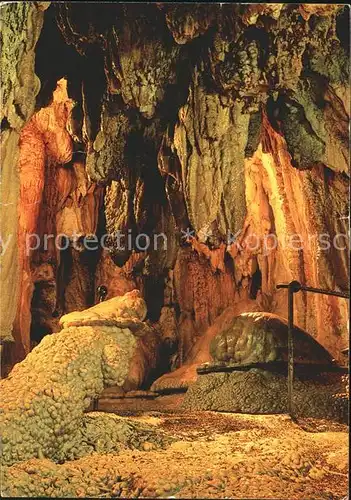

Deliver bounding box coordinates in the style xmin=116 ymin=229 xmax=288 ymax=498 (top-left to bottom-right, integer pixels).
xmin=0 ymin=291 xmax=159 ymax=466
xmin=0 ymin=3 xmax=349 ymax=499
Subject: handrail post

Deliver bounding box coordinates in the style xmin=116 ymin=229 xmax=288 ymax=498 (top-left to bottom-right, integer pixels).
xmin=276 ymin=281 xmax=349 ymax=419
xmin=287 ymin=284 xmax=294 ymax=417
xmin=277 ymin=280 xmax=302 ymax=419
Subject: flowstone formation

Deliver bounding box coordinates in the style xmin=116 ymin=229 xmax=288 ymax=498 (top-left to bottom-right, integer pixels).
xmin=60 ymin=289 xmax=147 ymax=329
xmin=1 ymin=412 xmax=174 ymax=497
xmin=1 ymin=1 xmax=49 ymax=348
xmin=208 ymin=312 xmax=335 ymax=367
xmin=181 ymin=313 xmax=347 ymax=420
xmin=0 ymin=291 xmax=160 ymax=466
xmin=182 ymin=369 xmax=348 ymax=421
xmin=1 ymin=3 xmax=349 ymax=387
xmin=2 ymin=455 xmax=138 ymax=499
xmin=1 ymin=412 xmax=349 ymax=499
xmin=151 ymin=301 xmax=260 ymax=393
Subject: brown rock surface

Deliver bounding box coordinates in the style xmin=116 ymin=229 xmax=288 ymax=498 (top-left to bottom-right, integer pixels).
xmin=1 ymin=413 xmax=348 ymax=499
xmin=1 ymin=2 xmax=48 ymax=348
xmin=5 ymin=80 xmax=104 ymax=366
xmin=1 ymin=4 xmax=349 ymax=381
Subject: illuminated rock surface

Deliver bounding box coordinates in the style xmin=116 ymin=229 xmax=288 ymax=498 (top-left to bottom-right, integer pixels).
xmin=182 ymin=370 xmax=348 ymax=421
xmin=1 ymin=413 xmax=348 ymax=499
xmin=1 ymin=3 xmax=348 ymax=375
xmin=209 ymin=312 xmax=334 ymax=366
xmin=0 ymin=4 xmax=349 ymax=497
xmin=0 ymin=2 xmax=48 ymax=347
xmin=0 ymin=292 xmax=159 ymax=466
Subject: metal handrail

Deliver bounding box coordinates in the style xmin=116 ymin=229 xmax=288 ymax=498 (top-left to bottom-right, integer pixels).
xmin=276 ymin=281 xmax=350 ymax=419
xmin=93 ymin=286 xmax=108 ymax=411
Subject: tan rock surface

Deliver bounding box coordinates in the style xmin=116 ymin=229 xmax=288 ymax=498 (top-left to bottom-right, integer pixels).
xmin=2 ymin=413 xmax=348 ymax=499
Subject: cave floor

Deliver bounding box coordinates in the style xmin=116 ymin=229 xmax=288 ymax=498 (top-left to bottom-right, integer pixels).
xmin=4 ymin=405 xmax=348 ymax=499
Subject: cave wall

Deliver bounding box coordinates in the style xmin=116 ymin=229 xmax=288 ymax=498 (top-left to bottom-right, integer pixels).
xmin=1 ymin=3 xmax=349 ymax=374
xmin=11 ymin=79 xmax=103 ymax=367
xmin=1 ymin=2 xmax=49 ymax=351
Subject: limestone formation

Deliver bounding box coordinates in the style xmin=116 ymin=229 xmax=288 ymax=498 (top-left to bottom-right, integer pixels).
xmin=59 ymin=290 xmax=147 ymax=328
xmin=1 ymin=412 xmax=173 ymax=497
xmin=173 ymin=72 xmax=250 ymax=237
xmin=1 ymin=3 xmax=349 ymax=386
xmin=209 ymin=312 xmax=334 ymax=367
xmin=0 ymin=8 xmax=349 ymax=498
xmin=4 ymin=78 xmax=104 ymax=368
xmin=1 ymin=2 xmax=48 ymax=347
xmin=0 ymin=323 xmax=134 ymax=465
xmin=86 ymin=104 xmax=130 ymax=183
xmin=151 ymin=300 xmax=259 ymax=393
xmin=182 ymin=369 xmax=348 ymax=422
xmin=0 ymin=291 xmax=159 ymax=466
xmin=1 ymin=454 xmax=136 ymax=498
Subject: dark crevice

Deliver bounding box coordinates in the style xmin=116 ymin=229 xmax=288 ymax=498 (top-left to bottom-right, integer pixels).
xmin=249 ymin=267 xmax=262 ymax=300
xmin=35 ymin=5 xmax=83 ymax=110
xmin=1 ymin=117 xmax=11 ymax=131
xmin=143 ymin=276 xmax=165 ymax=322
xmin=336 ymin=6 xmax=350 ymax=50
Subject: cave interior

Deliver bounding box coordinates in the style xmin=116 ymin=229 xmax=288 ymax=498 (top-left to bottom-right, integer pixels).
xmin=0 ymin=2 xmax=350 ymax=499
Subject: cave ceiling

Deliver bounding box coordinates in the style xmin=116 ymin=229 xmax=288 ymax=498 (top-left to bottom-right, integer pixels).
xmin=34 ymin=3 xmax=349 ymax=253
xmin=1 ymin=2 xmax=349 ymax=370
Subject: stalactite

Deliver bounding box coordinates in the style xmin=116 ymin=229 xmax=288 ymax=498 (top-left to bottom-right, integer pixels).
xmin=95 ymin=250 xmax=143 ymax=302
xmin=0 ymin=2 xmax=48 ymax=355
xmin=0 ymin=7 xmax=349 ymax=498
xmin=5 ymin=79 xmax=104 ymax=366
xmin=173 ymin=70 xmax=250 ymax=237
xmin=159 ymin=4 xmax=216 ymax=45
xmin=1 ymin=3 xmax=349 ymax=378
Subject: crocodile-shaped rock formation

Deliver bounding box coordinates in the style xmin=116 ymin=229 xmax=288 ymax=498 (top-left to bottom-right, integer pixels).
xmin=0 ymin=291 xmax=158 ymax=466
xmin=208 ymin=312 xmax=335 ymax=367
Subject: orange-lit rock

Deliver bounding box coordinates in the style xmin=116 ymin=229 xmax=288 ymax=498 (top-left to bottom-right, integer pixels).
xmin=323 ymin=84 xmax=350 ymax=175
xmin=151 ymin=296 xmax=259 ymax=392
xmin=2 ymin=3 xmax=349 ymax=386
xmin=298 ymin=4 xmax=341 ymax=21
xmin=152 ymin=111 xmax=349 ymax=390
xmin=95 ymin=251 xmax=145 ymax=303
xmin=12 ymin=118 xmax=46 ymax=360
xmin=123 ymin=323 xmax=160 ymax=391
xmin=189 ymin=238 xmax=226 ymax=273
xmin=1 ymin=2 xmax=47 ymax=354
xmin=172 ymin=247 xmax=236 ymax=334
xmin=10 ymin=79 xmax=105 ymax=364
xmin=224 ymin=114 xmax=349 ymax=357
xmin=242 ymin=4 xmax=283 ymax=25
xmin=258 ymin=114 xmax=348 ymax=358
xmin=227 ymin=113 xmax=349 ymax=360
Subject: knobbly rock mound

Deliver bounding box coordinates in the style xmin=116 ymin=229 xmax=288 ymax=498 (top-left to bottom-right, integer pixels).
xmin=151 ymin=303 xmax=259 ymax=393
xmin=182 ymin=369 xmax=348 ymax=422
xmin=60 ymin=289 xmax=147 ymax=329
xmin=1 ymin=455 xmax=138 ymax=499
xmin=74 ymin=412 xmax=173 ymax=459
xmin=209 ymin=312 xmax=335 ymax=366
xmin=0 ymin=324 xmax=136 ymax=465
xmin=0 ymin=412 xmax=173 ymax=497
xmin=1 ymin=412 xmax=348 ymax=499
xmin=0 ymin=290 xmax=159 ymax=466
xmin=151 ymin=308 xmax=337 ymax=394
